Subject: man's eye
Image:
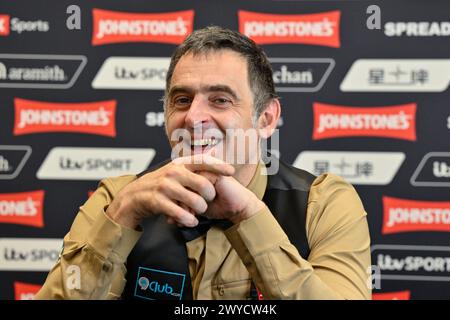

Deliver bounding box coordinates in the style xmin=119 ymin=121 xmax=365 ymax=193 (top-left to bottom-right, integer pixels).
xmin=173 ymin=97 xmax=191 ymax=107
xmin=212 ymin=97 xmax=232 ymax=105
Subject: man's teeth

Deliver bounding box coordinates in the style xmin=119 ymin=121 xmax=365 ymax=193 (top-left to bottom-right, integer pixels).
xmin=191 ymin=139 xmax=219 ymax=147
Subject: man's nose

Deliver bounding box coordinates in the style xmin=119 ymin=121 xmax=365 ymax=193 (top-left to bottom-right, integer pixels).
xmin=184 ymin=95 xmax=211 ymax=128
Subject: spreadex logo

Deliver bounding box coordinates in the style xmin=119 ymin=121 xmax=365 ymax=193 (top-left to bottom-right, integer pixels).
xmin=384 ymin=21 xmax=450 ymax=37
xmin=312 ymin=102 xmax=417 ymax=141
xmin=146 ymin=112 xmax=165 ymax=127
xmin=0 ymin=54 xmax=87 ymax=89
xmin=382 ymin=196 xmax=450 ymax=234
xmin=0 ymin=14 xmax=49 ymax=36
xmin=92 ymin=9 xmax=194 ymax=46
xmin=14 ymin=282 xmax=42 ymax=300
xmin=92 ymin=57 xmax=170 ymax=90
xmin=238 ymin=10 xmax=340 ymax=47
xmin=372 ymin=291 xmax=411 ymax=300
xmin=0 ymin=238 xmax=62 ymax=271
xmin=0 ymin=190 xmax=44 ymax=227
xmin=13 ymin=98 xmax=116 ymax=136
xmin=37 ymin=147 xmax=156 ymax=180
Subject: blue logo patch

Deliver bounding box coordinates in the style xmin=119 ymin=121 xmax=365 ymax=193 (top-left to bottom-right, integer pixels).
xmin=134 ymin=267 xmax=186 ymax=300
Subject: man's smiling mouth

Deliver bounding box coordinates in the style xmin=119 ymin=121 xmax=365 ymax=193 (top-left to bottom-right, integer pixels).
xmin=190 ymin=138 xmax=221 ymax=153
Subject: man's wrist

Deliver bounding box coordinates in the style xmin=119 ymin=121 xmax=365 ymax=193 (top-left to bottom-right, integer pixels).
xmin=106 ymin=197 xmax=142 ymax=230
xmin=230 ymin=197 xmax=265 ymax=224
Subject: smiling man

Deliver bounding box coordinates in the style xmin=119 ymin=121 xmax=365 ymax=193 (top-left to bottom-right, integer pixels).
xmin=36 ymin=26 xmax=371 ymax=300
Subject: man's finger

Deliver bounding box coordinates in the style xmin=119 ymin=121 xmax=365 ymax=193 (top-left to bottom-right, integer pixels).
xmin=176 ymin=169 xmax=216 ymax=201
xmin=173 ymin=154 xmax=235 ymax=176
xmin=158 ymin=196 xmax=199 ymax=227
xmin=196 ymin=171 xmax=219 ymax=185
xmin=164 ymin=181 xmax=208 ymax=214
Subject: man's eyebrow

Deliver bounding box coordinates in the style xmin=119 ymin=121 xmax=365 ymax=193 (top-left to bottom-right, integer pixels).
xmin=167 ymin=86 xmax=194 ymax=98
xmin=206 ymin=85 xmax=239 ymax=100
xmin=168 ymin=85 xmax=240 ymax=100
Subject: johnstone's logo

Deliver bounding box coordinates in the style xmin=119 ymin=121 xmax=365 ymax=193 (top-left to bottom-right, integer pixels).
xmin=410 ymin=152 xmax=450 ymax=187
xmin=372 ymin=244 xmax=450 ymax=283
xmin=0 ymin=238 xmax=62 ymax=271
xmin=269 ymin=58 xmax=334 ymax=92
xmin=382 ymin=196 xmax=450 ymax=234
xmin=312 ymin=102 xmax=417 ymax=141
xmin=92 ymin=57 xmax=169 ymax=90
xmin=0 ymin=190 xmax=44 ymax=228
xmin=293 ymin=151 xmax=405 ymax=185
xmin=340 ymin=59 xmax=450 ymax=92
xmin=14 ymin=282 xmax=42 ymax=300
xmin=384 ymin=21 xmax=450 ymax=37
xmin=0 ymin=54 xmax=86 ymax=89
xmin=238 ymin=10 xmax=340 ymax=47
xmin=0 ymin=145 xmax=32 ymax=180
xmin=13 ymin=98 xmax=116 ymax=136
xmin=37 ymin=147 xmax=156 ymax=180
xmin=372 ymin=291 xmax=411 ymax=300
xmin=134 ymin=267 xmax=185 ymax=300
xmin=92 ymin=9 xmax=194 ymax=46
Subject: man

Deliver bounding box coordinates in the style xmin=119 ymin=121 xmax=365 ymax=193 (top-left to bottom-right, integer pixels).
xmin=36 ymin=26 xmax=371 ymax=300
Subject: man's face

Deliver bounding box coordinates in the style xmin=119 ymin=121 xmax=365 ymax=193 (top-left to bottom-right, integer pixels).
xmin=165 ymin=50 xmax=259 ymax=171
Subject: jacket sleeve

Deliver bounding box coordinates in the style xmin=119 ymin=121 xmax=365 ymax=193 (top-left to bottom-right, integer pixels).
xmin=225 ymin=173 xmax=372 ymax=300
xmin=34 ymin=176 xmax=142 ymax=300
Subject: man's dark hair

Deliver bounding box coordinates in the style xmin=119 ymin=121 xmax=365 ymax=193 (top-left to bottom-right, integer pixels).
xmin=164 ymin=26 xmax=278 ymax=118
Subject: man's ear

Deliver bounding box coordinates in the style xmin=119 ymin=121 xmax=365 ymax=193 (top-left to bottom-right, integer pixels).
xmin=257 ymin=99 xmax=281 ymax=139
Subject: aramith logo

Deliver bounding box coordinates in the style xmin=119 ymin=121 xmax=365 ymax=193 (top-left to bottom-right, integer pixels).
xmin=37 ymin=147 xmax=156 ymax=180
xmin=0 ymin=145 xmax=32 ymax=180
xmin=312 ymin=102 xmax=417 ymax=141
xmin=134 ymin=267 xmax=185 ymax=300
xmin=92 ymin=57 xmax=170 ymax=90
xmin=340 ymin=59 xmax=450 ymax=92
xmin=383 ymin=197 xmax=450 ymax=234
xmin=0 ymin=238 xmax=62 ymax=271
xmin=92 ymin=9 xmax=194 ymax=45
xmin=238 ymin=10 xmax=340 ymax=47
xmin=293 ymin=151 xmax=405 ymax=185
xmin=410 ymin=152 xmax=450 ymax=187
xmin=269 ymin=58 xmax=334 ymax=92
xmin=0 ymin=54 xmax=87 ymax=89
xmin=13 ymin=98 xmax=116 ymax=136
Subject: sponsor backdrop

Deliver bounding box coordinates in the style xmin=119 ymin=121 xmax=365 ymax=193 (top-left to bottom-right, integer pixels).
xmin=0 ymin=0 xmax=449 ymax=300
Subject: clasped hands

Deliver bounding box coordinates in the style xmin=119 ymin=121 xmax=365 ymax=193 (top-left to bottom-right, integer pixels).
xmin=106 ymin=154 xmax=265 ymax=230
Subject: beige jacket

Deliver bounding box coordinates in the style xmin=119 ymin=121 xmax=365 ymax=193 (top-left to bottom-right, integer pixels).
xmin=36 ymin=163 xmax=371 ymax=300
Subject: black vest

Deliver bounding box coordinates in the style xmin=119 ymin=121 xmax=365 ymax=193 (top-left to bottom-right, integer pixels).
xmin=122 ymin=158 xmax=315 ymax=300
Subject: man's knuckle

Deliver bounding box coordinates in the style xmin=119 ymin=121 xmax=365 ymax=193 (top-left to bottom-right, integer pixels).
xmin=166 ymin=166 xmax=179 ymax=178
xmin=157 ymin=178 xmax=170 ymax=194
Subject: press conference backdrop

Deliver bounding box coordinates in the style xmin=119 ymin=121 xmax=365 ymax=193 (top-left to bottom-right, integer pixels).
xmin=1 ymin=0 xmax=450 ymax=300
